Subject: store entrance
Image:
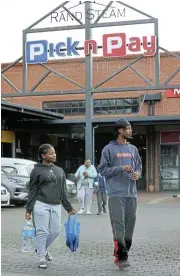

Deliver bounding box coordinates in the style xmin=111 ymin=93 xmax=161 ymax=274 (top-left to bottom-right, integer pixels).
xmin=160 ymin=144 xmax=180 ymax=191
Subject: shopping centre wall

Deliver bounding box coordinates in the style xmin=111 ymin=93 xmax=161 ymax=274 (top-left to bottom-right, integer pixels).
xmin=1 ymin=53 xmax=180 ymax=118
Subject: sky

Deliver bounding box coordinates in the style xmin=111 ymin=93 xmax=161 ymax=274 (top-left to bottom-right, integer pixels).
xmin=0 ymin=0 xmax=180 ymax=63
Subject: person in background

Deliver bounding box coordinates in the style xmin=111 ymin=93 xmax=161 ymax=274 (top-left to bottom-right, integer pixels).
xmin=75 ymin=159 xmax=97 ymax=215
xmin=98 ymin=119 xmax=142 ymax=270
xmin=95 ymin=172 xmax=108 ymax=215
xmin=25 ymin=144 xmax=76 ymax=269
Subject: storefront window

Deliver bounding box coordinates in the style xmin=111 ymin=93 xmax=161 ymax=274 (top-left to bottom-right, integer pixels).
xmin=43 ymin=98 xmax=139 ymax=115
xmin=160 ymin=145 xmax=180 ymax=190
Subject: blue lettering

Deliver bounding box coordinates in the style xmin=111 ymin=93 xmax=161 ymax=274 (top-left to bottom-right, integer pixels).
xmin=49 ymin=43 xmax=54 ymax=57
xmin=66 ymin=37 xmax=79 ymax=56
xmin=55 ymin=42 xmax=66 ymax=57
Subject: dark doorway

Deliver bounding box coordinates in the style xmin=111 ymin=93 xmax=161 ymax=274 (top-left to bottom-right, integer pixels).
xmin=1 ymin=143 xmax=12 ymax=157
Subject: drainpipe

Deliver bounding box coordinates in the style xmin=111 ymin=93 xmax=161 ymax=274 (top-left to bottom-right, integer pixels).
xmin=148 ymin=101 xmax=151 ymax=116
xmin=152 ymin=101 xmax=155 ymax=116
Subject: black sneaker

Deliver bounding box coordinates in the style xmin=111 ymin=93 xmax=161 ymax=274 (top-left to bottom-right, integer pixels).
xmin=97 ymin=212 xmax=102 ymax=215
xmin=45 ymin=251 xmax=52 ymax=261
xmin=120 ymin=260 xmax=130 ymax=269
xmin=38 ymin=260 xmax=47 ymax=269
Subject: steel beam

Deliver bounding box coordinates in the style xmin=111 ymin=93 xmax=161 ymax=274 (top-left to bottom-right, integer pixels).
xmin=62 ymin=4 xmax=83 ymax=25
xmin=130 ymin=66 xmax=153 ymax=85
xmin=93 ymin=18 xmax=154 ymax=28
xmin=40 ymin=64 xmax=84 ymax=89
xmin=95 ymin=55 xmax=144 ymax=89
xmin=2 ymin=89 xmax=85 ymax=98
xmin=85 ymin=1 xmax=93 ymax=162
xmin=93 ymin=1 xmax=114 ymax=24
xmin=164 ymin=67 xmax=180 ymax=85
xmin=154 ymin=19 xmax=160 ymax=86
xmin=26 ymin=19 xmax=154 ymax=34
xmin=1 ymin=75 xmax=21 ymax=93
xmin=94 ymin=85 xmax=180 ymax=93
xmin=26 ymin=25 xmax=85 ymax=34
xmin=2 ymin=84 xmax=180 ymax=98
xmin=30 ymin=70 xmax=51 ymax=92
xmin=22 ymin=31 xmax=27 ymax=93
xmin=117 ymin=1 xmax=155 ymax=19
xmin=159 ymin=47 xmax=180 ymax=59
xmin=1 ymin=56 xmax=22 ymax=74
xmin=25 ymin=1 xmax=69 ymax=30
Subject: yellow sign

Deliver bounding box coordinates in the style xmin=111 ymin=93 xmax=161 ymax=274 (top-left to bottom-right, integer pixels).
xmin=1 ymin=130 xmax=15 ymax=143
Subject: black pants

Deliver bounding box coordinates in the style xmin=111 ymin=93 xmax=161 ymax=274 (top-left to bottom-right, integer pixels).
xmin=108 ymin=197 xmax=137 ymax=261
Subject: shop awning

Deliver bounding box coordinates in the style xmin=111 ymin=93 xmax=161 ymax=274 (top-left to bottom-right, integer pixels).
xmin=1 ymin=101 xmax=64 ymax=121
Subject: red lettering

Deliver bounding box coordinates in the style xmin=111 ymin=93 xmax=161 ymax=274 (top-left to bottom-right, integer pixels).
xmin=128 ymin=37 xmax=141 ymax=52
xmin=84 ymin=39 xmax=98 ymax=56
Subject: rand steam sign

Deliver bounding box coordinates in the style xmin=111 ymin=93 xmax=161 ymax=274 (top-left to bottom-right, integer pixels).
xmin=25 ymin=33 xmax=157 ymax=64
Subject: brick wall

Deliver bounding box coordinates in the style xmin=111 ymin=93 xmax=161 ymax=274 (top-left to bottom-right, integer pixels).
xmin=1 ymin=53 xmax=180 ymax=117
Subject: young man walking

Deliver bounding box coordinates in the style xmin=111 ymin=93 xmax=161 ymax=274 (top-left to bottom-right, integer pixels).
xmin=98 ymin=119 xmax=142 ymax=269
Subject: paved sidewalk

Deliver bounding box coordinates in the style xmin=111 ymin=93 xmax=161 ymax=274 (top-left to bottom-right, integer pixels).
xmin=1 ymin=193 xmax=180 ymax=276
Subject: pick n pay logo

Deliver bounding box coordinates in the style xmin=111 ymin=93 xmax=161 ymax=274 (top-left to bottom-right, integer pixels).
xmin=25 ymin=33 xmax=156 ymax=64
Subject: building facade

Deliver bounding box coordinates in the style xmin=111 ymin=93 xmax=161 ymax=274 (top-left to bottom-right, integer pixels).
xmin=1 ymin=53 xmax=180 ymax=192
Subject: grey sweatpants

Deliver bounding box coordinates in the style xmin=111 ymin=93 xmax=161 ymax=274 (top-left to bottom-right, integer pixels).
xmin=96 ymin=190 xmax=107 ymax=213
xmin=108 ymin=197 xmax=137 ymax=261
xmin=33 ymin=200 xmax=61 ymax=260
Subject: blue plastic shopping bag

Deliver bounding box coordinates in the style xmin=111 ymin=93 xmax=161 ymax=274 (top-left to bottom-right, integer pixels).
xmin=64 ymin=214 xmax=80 ymax=252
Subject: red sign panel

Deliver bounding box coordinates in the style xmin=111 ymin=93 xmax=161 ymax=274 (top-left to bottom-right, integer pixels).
xmin=102 ymin=33 xmax=156 ymax=57
xmin=166 ymin=89 xmax=180 ymax=98
xmin=161 ymin=131 xmax=180 ymax=144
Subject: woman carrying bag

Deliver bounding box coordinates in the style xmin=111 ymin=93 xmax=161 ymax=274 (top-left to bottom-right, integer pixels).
xmin=25 ymin=144 xmax=76 ymax=269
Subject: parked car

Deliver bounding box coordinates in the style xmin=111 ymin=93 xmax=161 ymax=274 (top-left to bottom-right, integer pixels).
xmin=1 ymin=185 xmax=10 ymax=206
xmin=1 ymin=158 xmax=36 ymax=177
xmin=66 ymin=179 xmax=77 ymax=196
xmin=1 ymin=158 xmax=76 ymax=198
xmin=1 ymin=172 xmax=29 ymax=206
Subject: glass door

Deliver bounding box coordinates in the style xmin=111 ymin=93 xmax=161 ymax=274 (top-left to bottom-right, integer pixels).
xmin=160 ymin=144 xmax=180 ymax=191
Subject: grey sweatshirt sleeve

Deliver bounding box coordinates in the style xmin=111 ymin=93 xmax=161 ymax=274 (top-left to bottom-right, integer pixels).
xmin=61 ymin=172 xmax=74 ymax=213
xmin=135 ymin=149 xmax=142 ymax=177
xmin=98 ymin=147 xmax=123 ymax=178
xmin=26 ymin=169 xmax=39 ymax=213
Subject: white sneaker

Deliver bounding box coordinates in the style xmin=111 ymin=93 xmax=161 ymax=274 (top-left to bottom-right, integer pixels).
xmin=78 ymin=208 xmax=85 ymax=214
xmin=87 ymin=211 xmax=91 ymax=215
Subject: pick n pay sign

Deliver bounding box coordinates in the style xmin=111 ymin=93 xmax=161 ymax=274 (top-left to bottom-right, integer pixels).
xmin=25 ymin=33 xmax=156 ymax=64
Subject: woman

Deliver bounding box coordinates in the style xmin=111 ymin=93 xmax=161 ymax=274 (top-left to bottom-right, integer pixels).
xmin=75 ymin=159 xmax=97 ymax=215
xmin=25 ymin=144 xmax=76 ymax=269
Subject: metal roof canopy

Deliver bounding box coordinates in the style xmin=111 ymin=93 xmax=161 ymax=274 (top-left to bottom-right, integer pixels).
xmin=1 ymin=101 xmax=64 ymax=121
xmin=1 ymin=1 xmax=180 ymax=162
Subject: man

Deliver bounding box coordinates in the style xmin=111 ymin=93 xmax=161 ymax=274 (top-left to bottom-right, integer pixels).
xmin=95 ymin=172 xmax=107 ymax=215
xmin=98 ymin=119 xmax=142 ymax=269
xmin=75 ymin=159 xmax=97 ymax=215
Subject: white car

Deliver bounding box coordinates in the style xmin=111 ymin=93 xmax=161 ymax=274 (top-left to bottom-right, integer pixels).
xmin=66 ymin=179 xmax=77 ymax=196
xmin=1 ymin=157 xmax=76 ymax=197
xmin=1 ymin=158 xmax=36 ymax=177
xmin=1 ymin=185 xmax=10 ymax=206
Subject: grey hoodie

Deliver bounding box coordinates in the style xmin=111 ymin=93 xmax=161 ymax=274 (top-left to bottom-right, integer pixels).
xmin=98 ymin=141 xmax=142 ymax=198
